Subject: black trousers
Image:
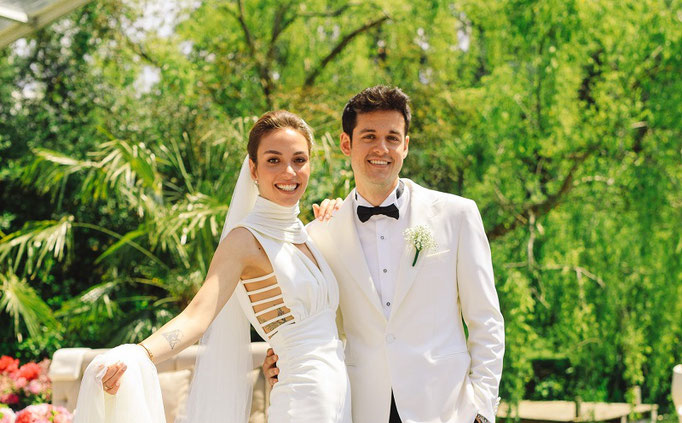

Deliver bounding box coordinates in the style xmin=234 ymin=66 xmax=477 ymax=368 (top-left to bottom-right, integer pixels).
xmin=390 ymin=391 xmax=402 ymax=423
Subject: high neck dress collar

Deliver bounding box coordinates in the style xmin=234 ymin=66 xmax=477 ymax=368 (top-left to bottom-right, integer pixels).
xmin=240 ymin=196 xmax=308 ymax=244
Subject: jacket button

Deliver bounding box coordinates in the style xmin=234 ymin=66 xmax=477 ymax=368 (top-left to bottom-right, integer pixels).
xmin=386 ymin=333 xmax=396 ymax=343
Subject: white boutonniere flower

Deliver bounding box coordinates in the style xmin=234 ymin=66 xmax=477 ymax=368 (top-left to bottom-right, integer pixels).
xmin=403 ymin=225 xmax=437 ymax=266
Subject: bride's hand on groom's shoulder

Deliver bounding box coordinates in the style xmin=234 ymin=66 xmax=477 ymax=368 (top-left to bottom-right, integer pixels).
xmin=312 ymin=198 xmax=343 ymax=222
xmin=262 ymin=348 xmax=279 ymax=387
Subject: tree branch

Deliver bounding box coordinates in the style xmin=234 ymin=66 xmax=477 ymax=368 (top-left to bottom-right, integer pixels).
xmin=265 ymin=0 xmax=298 ymax=71
xmin=224 ymin=1 xmax=273 ymax=107
xmin=119 ymin=33 xmax=159 ymax=67
xmin=235 ymin=0 xmax=255 ymax=55
xmin=304 ymin=14 xmax=390 ymax=87
xmin=487 ymin=147 xmax=595 ymax=240
xmin=542 ymin=264 xmax=605 ymax=288
xmin=299 ymin=4 xmax=355 ymax=18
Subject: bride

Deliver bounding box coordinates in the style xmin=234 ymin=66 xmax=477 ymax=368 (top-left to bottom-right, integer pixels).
xmin=73 ymin=111 xmax=351 ymax=423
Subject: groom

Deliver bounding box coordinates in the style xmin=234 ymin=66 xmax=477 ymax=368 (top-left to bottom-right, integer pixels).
xmin=265 ymin=86 xmax=504 ymax=423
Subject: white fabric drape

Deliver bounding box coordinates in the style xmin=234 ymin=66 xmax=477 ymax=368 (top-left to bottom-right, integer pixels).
xmin=73 ymin=344 xmax=165 ymax=423
xmin=180 ymin=155 xmax=257 ymax=423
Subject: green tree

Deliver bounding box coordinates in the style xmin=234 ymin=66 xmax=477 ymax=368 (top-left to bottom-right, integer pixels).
xmin=1 ymin=0 xmax=680 ymax=413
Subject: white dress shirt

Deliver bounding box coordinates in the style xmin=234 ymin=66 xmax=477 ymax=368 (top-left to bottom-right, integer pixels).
xmin=352 ymin=180 xmax=411 ymax=318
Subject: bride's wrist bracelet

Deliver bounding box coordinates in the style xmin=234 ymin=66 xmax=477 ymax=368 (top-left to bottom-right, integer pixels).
xmin=138 ymin=342 xmax=154 ymax=362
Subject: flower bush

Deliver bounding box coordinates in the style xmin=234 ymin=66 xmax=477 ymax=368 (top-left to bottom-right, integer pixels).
xmin=15 ymin=404 xmax=71 ymax=423
xmin=0 ymin=357 xmax=51 ymax=411
xmin=0 ymin=407 xmax=16 ymax=423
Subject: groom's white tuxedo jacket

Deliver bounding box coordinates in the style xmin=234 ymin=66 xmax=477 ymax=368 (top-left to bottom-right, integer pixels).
xmin=307 ymin=179 xmax=504 ymax=423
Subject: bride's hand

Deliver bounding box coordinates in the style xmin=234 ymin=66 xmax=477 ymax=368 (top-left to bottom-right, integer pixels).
xmin=312 ymin=198 xmax=343 ymax=221
xmin=99 ymin=361 xmax=127 ymax=395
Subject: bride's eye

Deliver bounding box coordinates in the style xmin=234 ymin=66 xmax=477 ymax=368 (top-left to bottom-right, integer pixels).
xmin=294 ymin=157 xmax=308 ymax=163
xmin=267 ymin=157 xmax=279 ymax=164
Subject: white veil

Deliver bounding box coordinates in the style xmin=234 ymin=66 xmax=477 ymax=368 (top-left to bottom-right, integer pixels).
xmin=180 ymin=155 xmax=258 ymax=423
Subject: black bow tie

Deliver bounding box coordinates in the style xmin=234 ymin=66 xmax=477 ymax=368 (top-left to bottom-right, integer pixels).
xmin=357 ymin=204 xmax=399 ymax=223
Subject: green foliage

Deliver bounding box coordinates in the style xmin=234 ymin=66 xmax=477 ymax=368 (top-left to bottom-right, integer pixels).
xmin=0 ymin=272 xmax=57 ymax=341
xmin=0 ymin=0 xmax=680 ymax=415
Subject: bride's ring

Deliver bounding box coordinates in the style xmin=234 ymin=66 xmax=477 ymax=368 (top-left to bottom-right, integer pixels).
xmin=104 ymin=384 xmax=112 ymax=390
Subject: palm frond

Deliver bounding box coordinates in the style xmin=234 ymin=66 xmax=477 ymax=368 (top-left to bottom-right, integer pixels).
xmin=21 ymin=149 xmax=99 ymax=205
xmin=0 ymin=216 xmax=74 ymax=276
xmin=109 ymin=306 xmax=175 ymax=345
xmin=93 ymin=140 xmax=163 ymax=199
xmin=0 ymin=272 xmax=57 ymax=342
xmin=25 ymin=140 xmax=164 ymax=215
xmin=92 ymin=226 xmax=151 ymax=265
xmin=56 ymin=280 xmax=122 ymax=322
xmin=148 ymin=193 xmax=228 ymax=270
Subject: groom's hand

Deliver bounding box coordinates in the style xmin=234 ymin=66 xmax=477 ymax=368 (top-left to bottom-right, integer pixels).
xmin=312 ymin=198 xmax=343 ymax=222
xmin=262 ymin=348 xmax=279 ymax=386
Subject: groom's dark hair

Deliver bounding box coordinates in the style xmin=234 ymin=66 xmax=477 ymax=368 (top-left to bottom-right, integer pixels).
xmin=342 ymin=86 xmax=411 ymax=139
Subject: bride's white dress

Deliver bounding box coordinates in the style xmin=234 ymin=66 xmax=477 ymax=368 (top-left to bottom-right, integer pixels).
xmin=72 ymin=157 xmax=351 ymax=423
xmin=235 ymin=224 xmax=351 ymax=422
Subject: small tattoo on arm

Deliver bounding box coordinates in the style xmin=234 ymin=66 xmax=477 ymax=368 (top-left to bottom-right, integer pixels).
xmin=263 ymin=308 xmax=291 ymax=333
xmin=163 ymin=330 xmax=182 ymax=349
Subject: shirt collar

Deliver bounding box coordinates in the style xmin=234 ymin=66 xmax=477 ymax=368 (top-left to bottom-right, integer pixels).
xmin=353 ymin=179 xmax=405 ymax=209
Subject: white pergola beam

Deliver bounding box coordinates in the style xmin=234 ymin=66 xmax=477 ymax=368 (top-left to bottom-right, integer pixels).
xmin=0 ymin=5 xmax=29 ymax=23
xmin=0 ymin=0 xmax=92 ymax=48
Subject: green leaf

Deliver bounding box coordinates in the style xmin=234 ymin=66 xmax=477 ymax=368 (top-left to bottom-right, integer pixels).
xmin=0 ymin=272 xmax=57 ymax=341
xmin=94 ymin=227 xmax=147 ymax=264
xmin=0 ymin=216 xmax=75 ymax=276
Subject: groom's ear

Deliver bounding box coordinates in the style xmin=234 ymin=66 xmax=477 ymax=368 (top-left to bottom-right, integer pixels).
xmin=402 ymin=135 xmax=410 ymax=158
xmin=340 ymin=132 xmax=352 ymax=156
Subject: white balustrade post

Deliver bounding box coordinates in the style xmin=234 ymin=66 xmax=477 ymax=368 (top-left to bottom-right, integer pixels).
xmin=672 ymin=364 xmax=682 ymax=423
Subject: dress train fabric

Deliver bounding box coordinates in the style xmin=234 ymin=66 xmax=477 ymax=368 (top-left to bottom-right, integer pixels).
xmin=180 ymin=155 xmax=258 ymax=423
xmin=72 ymin=344 xmax=165 ymax=423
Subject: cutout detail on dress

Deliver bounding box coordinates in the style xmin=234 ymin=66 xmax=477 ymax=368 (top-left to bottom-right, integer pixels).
xmin=242 ymin=272 xmax=294 ymax=337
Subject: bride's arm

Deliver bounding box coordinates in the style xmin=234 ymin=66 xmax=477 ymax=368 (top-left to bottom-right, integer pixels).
xmin=141 ymin=227 xmax=257 ymax=364
xmin=101 ymin=228 xmax=258 ymax=393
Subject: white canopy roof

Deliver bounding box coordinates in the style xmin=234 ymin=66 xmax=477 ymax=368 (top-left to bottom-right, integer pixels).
xmin=0 ymin=0 xmax=92 ymax=48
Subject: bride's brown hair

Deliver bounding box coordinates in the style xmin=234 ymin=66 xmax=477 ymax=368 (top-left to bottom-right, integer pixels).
xmin=248 ymin=111 xmax=313 ymax=164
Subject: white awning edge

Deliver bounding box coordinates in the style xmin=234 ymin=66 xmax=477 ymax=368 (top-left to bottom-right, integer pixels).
xmin=0 ymin=5 xmax=29 ymax=23
xmin=0 ymin=0 xmax=93 ymax=48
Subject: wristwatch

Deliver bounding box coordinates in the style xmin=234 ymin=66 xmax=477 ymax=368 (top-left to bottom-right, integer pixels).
xmin=474 ymin=414 xmax=491 ymax=423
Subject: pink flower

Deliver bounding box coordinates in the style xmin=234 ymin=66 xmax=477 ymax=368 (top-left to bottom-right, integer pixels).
xmin=12 ymin=378 xmax=27 ymax=389
xmin=0 ymin=393 xmax=19 ymax=405
xmin=0 ymin=407 xmax=16 ymax=423
xmin=25 ymin=380 xmax=42 ymax=396
xmin=15 ymin=404 xmax=71 ymax=423
xmin=17 ymin=364 xmax=41 ymax=382
xmin=0 ymin=375 xmax=12 ymax=393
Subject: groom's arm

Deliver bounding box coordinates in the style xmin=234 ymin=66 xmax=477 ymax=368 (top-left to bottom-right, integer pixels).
xmin=456 ymin=199 xmax=505 ymax=423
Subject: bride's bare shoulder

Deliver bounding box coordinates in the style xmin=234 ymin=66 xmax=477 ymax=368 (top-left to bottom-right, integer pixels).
xmin=216 ymin=227 xmax=265 ymax=262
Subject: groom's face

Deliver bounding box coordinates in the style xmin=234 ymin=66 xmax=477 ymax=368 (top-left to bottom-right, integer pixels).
xmin=340 ymin=110 xmax=409 ymax=195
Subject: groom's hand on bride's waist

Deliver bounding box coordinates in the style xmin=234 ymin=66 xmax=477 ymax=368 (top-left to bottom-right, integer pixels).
xmin=263 ymin=348 xmax=280 ymax=386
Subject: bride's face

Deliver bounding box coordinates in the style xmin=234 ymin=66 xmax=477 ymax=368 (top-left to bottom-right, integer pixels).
xmin=249 ymin=127 xmax=311 ymax=207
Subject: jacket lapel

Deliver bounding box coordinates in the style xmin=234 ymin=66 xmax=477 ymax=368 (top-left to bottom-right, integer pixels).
xmin=390 ymin=180 xmax=439 ymax=315
xmin=326 ymin=195 xmax=386 ymax=318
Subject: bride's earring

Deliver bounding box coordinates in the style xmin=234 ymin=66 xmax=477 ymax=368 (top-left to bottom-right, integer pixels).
xmin=254 ymin=180 xmax=259 ymax=185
